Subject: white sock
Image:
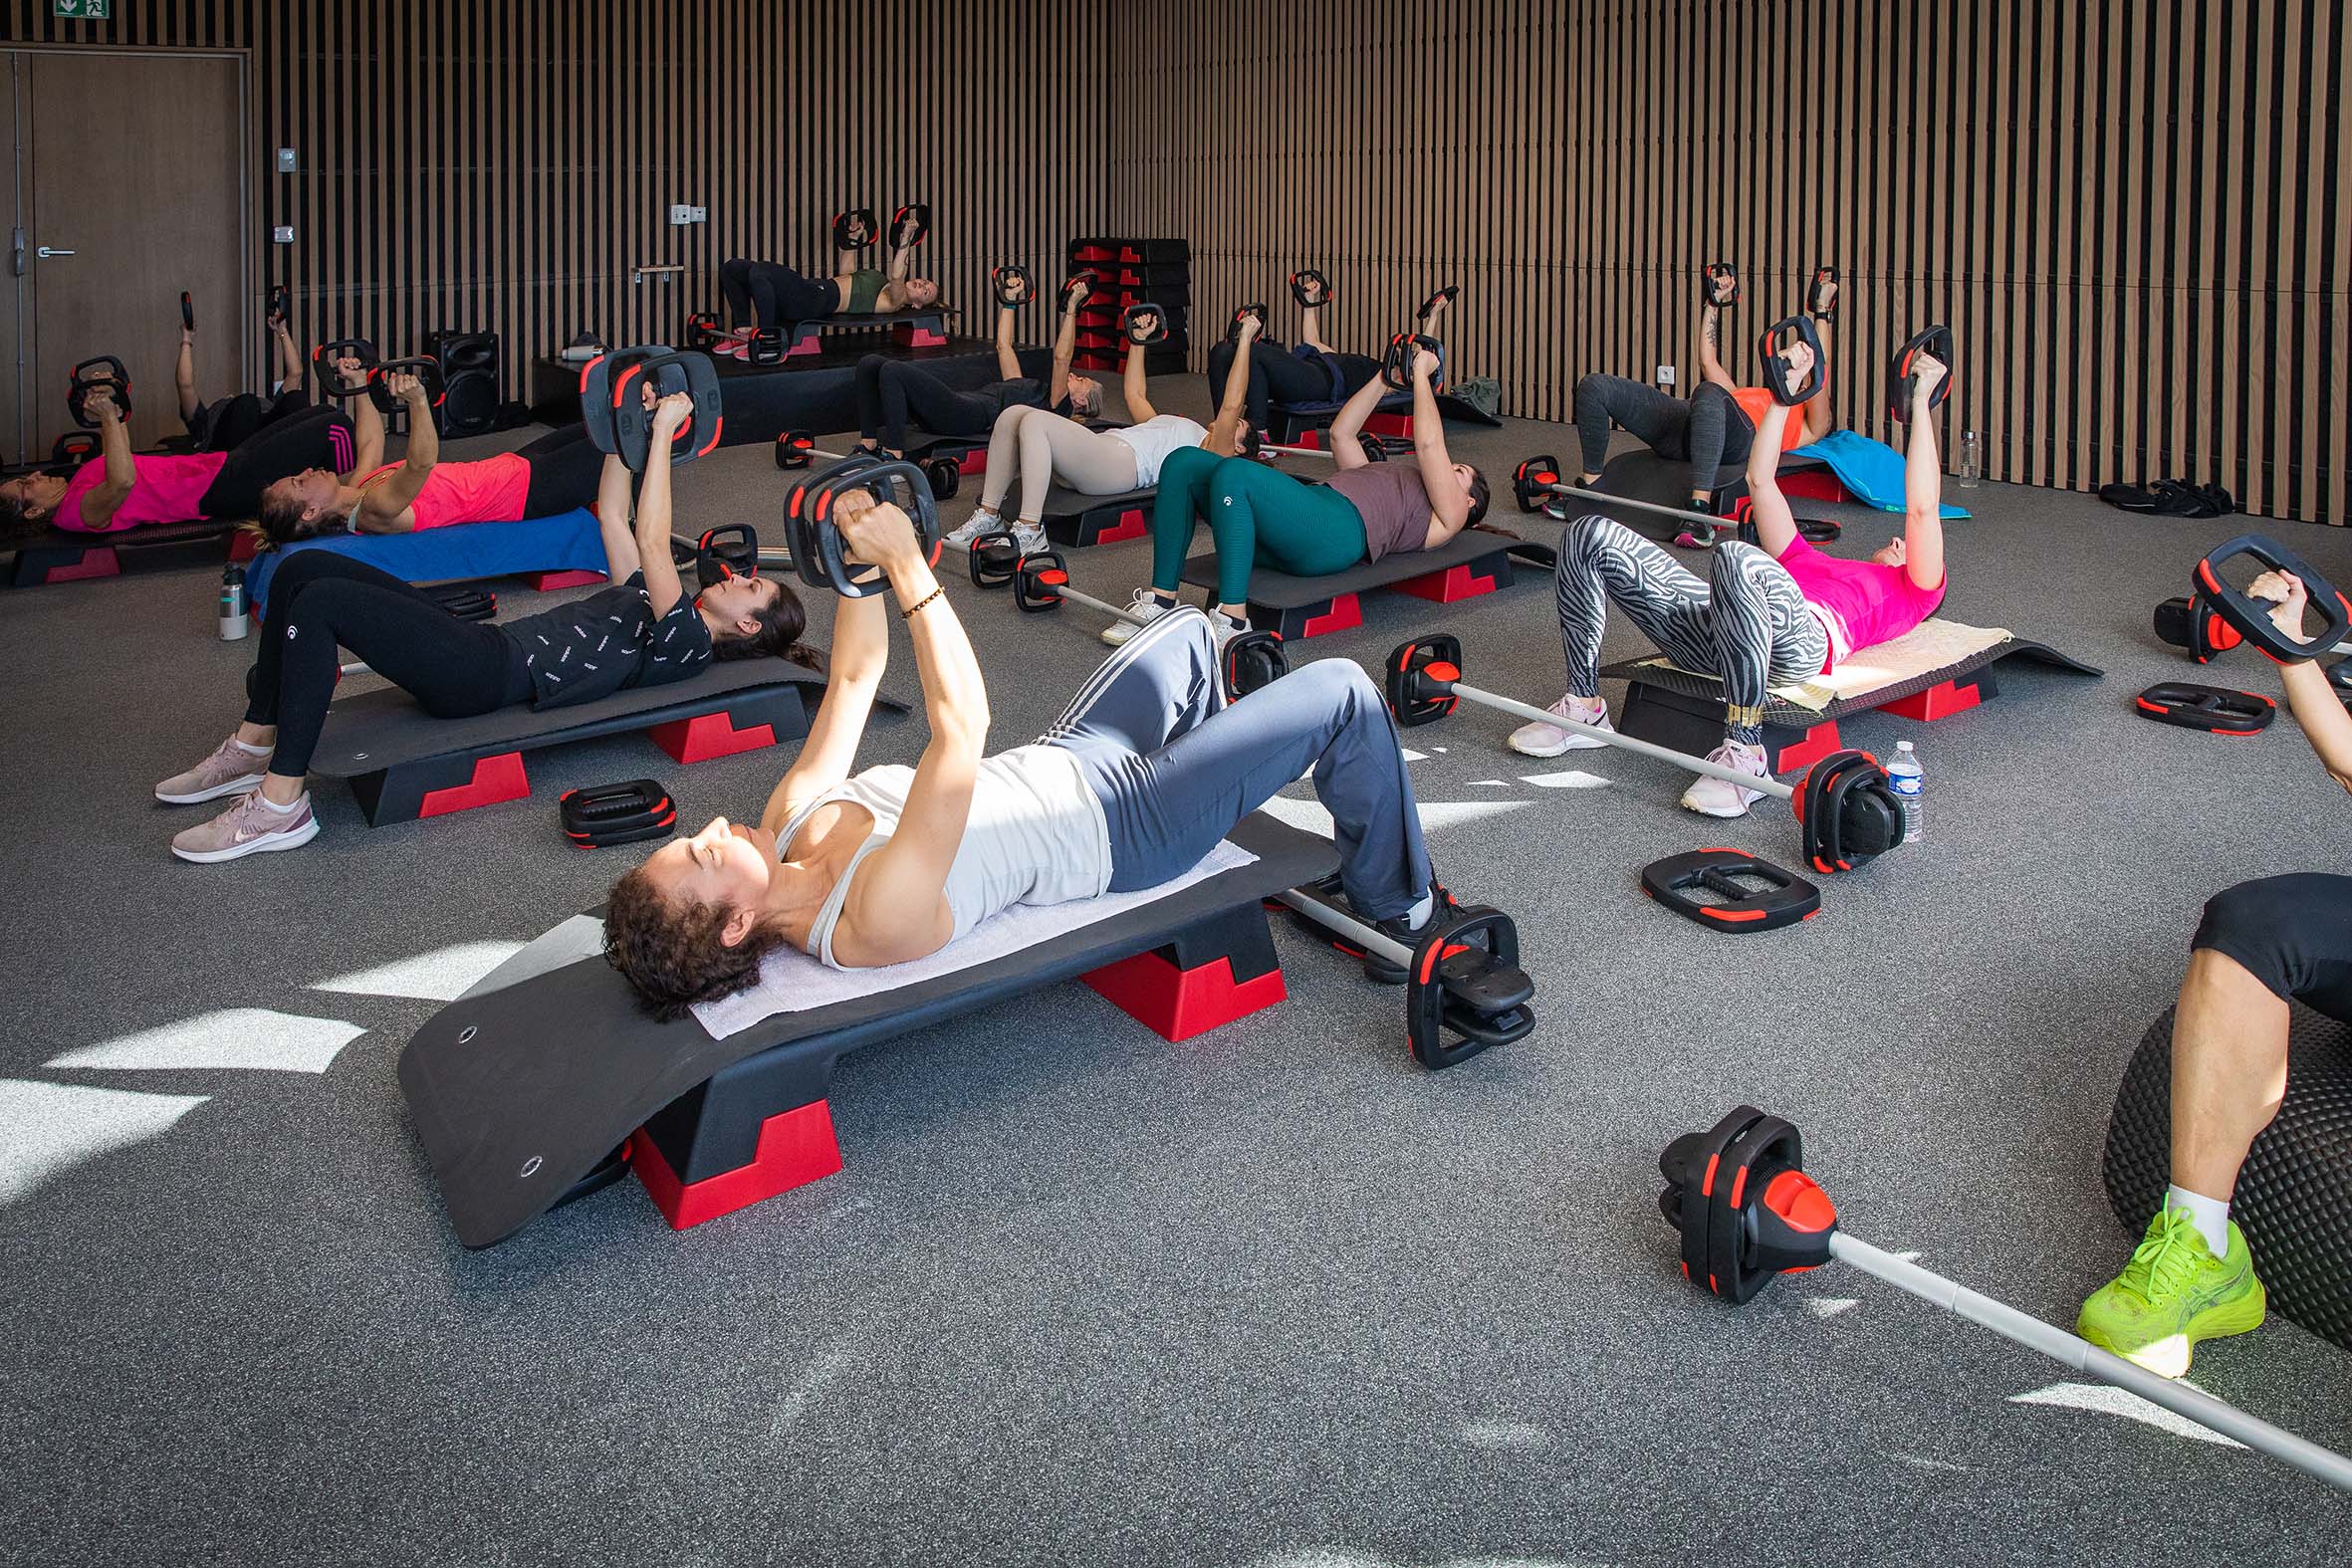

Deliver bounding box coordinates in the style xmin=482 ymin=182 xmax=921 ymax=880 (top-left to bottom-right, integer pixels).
xmin=1402 ymin=890 xmax=1435 ymax=931
xmin=253 ymin=790 xmax=303 ymax=814
xmin=230 ymin=738 xmax=271 ymax=756
xmin=2165 ymin=1184 xmax=2231 ymax=1255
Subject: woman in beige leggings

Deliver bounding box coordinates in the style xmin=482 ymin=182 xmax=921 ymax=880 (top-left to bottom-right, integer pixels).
xmin=946 ymin=311 xmax=1255 ymax=556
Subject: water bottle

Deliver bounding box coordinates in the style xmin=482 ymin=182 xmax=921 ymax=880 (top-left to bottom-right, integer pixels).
xmin=1957 ymin=430 xmax=1982 ymax=489
xmin=218 ymin=563 xmax=249 ymax=641
xmin=1885 ymin=740 xmax=1923 ymax=843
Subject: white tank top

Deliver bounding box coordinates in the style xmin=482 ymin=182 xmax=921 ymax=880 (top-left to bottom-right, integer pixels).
xmin=1108 ymin=414 xmax=1207 ymax=488
xmin=779 ymin=743 xmax=1113 ymax=970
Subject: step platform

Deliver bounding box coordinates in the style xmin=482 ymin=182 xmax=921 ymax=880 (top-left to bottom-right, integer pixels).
xmin=1600 ymin=619 xmax=2102 ymax=775
xmin=1180 ymin=530 xmax=1522 ymax=640
xmin=245 ymin=509 xmax=609 ymax=616
xmin=396 ymin=810 xmax=1334 ymax=1246
xmin=7 ymin=519 xmax=255 ymax=587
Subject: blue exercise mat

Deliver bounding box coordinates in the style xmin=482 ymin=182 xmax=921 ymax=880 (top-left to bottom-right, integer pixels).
xmin=1789 ymin=430 xmax=1969 ymax=519
xmin=247 ymin=509 xmax=609 ymax=615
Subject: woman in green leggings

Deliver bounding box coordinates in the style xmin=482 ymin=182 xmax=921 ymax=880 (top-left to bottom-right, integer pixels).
xmin=1105 ymin=325 xmax=1490 ymax=645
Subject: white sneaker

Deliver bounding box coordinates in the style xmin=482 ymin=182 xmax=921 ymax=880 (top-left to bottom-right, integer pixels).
xmin=1101 ymin=588 xmax=1177 ymax=646
xmin=1507 ymin=693 xmax=1615 ymax=757
xmin=1011 ymin=521 xmax=1049 ymax=558
xmin=944 ymin=511 xmax=1003 ymax=549
xmin=1209 ymin=611 xmax=1251 ymax=651
xmin=1679 ymin=740 xmax=1771 ymax=818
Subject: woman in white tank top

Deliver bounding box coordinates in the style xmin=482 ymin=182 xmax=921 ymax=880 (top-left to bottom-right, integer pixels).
xmin=947 ymin=293 xmax=1259 ymax=554
xmin=600 ymin=478 xmax=1450 ymax=1018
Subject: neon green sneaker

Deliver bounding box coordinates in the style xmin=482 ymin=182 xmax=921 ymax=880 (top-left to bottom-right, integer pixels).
xmin=2076 ymin=1206 xmax=2266 ymax=1378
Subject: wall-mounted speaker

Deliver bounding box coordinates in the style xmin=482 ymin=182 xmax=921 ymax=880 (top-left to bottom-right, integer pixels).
xmin=425 ymin=330 xmax=502 ymax=437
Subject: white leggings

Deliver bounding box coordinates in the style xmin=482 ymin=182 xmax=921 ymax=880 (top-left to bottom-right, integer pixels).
xmin=980 ymin=405 xmax=1140 ymax=521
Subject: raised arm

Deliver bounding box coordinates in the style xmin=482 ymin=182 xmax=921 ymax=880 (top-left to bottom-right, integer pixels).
xmin=760 ymin=575 xmax=889 ymax=835
xmin=1324 ymin=364 xmax=1390 ymax=472
xmin=1800 ymin=276 xmax=1838 ymax=443
xmin=1745 ymin=400 xmax=1801 ymax=556
xmin=883 ymin=209 xmax=918 ymax=286
xmin=1696 ymin=301 xmax=1736 ymax=393
xmin=1299 ymin=274 xmax=1337 ymax=354
xmin=1898 ymin=356 xmax=1947 ymax=591
xmin=1044 ymin=277 xmax=1084 ymax=406
xmin=1122 ymin=331 xmax=1159 ymax=423
xmin=831 ymin=497 xmax=990 ymax=967
xmin=1198 ymin=315 xmax=1262 ymax=457
xmin=592 ymin=446 xmax=639 ymax=582
xmin=353 ymin=375 xmax=438 ymax=532
xmin=993 ymin=293 xmax=1024 ymax=381
xmin=70 ymin=391 xmax=137 ymax=529
xmin=1407 ymin=347 xmax=1471 ymax=547
xmin=632 ymin=393 xmax=695 ymax=616
xmin=341 ymin=356 xmax=387 ymax=478
xmin=2260 ymin=574 xmax=2352 ymax=793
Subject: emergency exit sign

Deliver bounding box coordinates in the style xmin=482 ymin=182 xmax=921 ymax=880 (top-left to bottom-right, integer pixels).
xmin=55 ymin=0 xmax=113 ymax=17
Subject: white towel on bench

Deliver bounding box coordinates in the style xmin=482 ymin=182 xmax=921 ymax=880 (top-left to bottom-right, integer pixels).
xmin=692 ymin=839 xmax=1261 ymax=1039
xmin=1632 ymin=617 xmax=2014 ymax=713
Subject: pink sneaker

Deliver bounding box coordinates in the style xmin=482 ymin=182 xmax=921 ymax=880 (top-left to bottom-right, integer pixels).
xmin=1679 ymin=741 xmax=1771 ymax=818
xmin=170 ymin=790 xmax=320 ymax=863
xmin=155 ymin=736 xmax=270 ymax=804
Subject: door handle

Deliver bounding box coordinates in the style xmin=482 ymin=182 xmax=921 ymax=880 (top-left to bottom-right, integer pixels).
xmin=36 ymin=246 xmax=75 ymax=258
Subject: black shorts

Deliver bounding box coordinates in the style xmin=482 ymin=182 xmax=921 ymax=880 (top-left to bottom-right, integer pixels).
xmin=2192 ymin=872 xmax=2352 ymax=1020
xmin=190 ymin=387 xmax=311 ymax=454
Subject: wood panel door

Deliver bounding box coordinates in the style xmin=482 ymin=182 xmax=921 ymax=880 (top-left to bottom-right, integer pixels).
xmin=8 ymin=48 xmax=246 ymax=462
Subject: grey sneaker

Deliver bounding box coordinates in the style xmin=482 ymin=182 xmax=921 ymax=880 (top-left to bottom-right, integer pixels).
xmin=170 ymin=790 xmax=320 ymax=864
xmin=156 ymin=736 xmax=270 ymax=804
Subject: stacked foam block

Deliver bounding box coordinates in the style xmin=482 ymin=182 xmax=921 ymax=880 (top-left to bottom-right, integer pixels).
xmin=1067 ymin=237 xmax=1190 ymax=374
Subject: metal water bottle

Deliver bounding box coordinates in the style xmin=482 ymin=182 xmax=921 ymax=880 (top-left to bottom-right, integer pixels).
xmin=218 ymin=563 xmax=249 ymax=640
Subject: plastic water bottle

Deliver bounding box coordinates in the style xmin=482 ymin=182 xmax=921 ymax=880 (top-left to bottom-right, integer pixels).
xmin=1957 ymin=431 xmax=1982 ymax=489
xmin=218 ymin=563 xmax=249 ymax=641
xmin=1886 ymin=741 xmax=1923 ymax=843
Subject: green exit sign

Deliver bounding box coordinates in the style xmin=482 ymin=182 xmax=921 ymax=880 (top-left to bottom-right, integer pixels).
xmin=56 ymin=0 xmax=113 ymax=17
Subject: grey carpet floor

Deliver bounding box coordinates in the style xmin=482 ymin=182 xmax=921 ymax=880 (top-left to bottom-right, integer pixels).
xmin=5 ymin=377 xmax=2350 ymax=1567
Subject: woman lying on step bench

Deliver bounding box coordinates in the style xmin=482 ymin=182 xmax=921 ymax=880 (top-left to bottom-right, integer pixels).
xmin=942 ymin=295 xmax=1255 ymax=560
xmin=1200 ymin=268 xmax=1388 ymax=431
xmin=851 ymin=264 xmax=1102 ymax=458
xmin=1104 ymin=317 xmax=1489 ymax=650
xmin=250 ymin=365 xmax=607 ymax=546
xmin=1510 ymin=328 xmax=1948 ymax=818
xmin=155 ymin=390 xmax=812 ymax=865
xmin=602 ymin=484 xmax=1468 ymax=1015
xmin=715 ymin=205 xmax=940 ymax=348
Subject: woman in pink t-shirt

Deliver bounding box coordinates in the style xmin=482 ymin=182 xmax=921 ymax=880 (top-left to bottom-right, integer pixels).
xmin=250 ymin=366 xmax=603 ymax=546
xmin=1511 ymin=334 xmax=1951 ymax=818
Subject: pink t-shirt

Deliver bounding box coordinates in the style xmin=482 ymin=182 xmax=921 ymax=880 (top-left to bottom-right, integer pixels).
xmin=56 ymin=453 xmax=230 ymax=533
xmin=1774 ymin=535 xmax=1946 ymax=669
xmin=353 ymin=453 xmax=530 ymax=531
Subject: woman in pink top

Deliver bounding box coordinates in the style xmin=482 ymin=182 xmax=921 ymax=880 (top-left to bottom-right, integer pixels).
xmin=1511 ymin=333 xmax=1951 ymax=818
xmin=251 ymin=364 xmax=604 ymax=545
xmin=0 ymin=382 xmax=353 ymax=538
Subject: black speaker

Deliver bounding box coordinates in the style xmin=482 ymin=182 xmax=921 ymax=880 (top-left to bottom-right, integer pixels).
xmin=425 ymin=330 xmax=502 ymax=437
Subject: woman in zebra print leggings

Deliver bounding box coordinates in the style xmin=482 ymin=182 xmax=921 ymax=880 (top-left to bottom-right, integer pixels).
xmin=1511 ymin=338 xmax=1952 ymax=818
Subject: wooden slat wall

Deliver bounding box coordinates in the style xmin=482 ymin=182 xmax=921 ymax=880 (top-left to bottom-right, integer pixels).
xmin=4 ymin=0 xmax=1107 ymax=413
xmin=1103 ymin=0 xmax=2352 ymax=525
xmin=11 ymin=1 xmax=2345 ymax=522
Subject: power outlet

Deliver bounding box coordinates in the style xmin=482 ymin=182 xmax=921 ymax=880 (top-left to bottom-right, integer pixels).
xmin=272 ymin=225 xmax=295 ymax=245
xmin=1656 ymin=363 xmax=1676 ymax=387
xmin=668 ymin=204 xmax=707 ymax=226
xmin=275 ymin=146 xmax=298 ymax=173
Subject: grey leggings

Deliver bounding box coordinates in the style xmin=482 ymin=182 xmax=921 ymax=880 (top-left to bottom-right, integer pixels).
xmin=979 ymin=405 xmax=1139 ymax=521
xmin=1555 ymin=516 xmax=1826 ymax=745
xmin=1042 ymin=606 xmax=1432 ymax=920
xmin=1572 ymin=373 xmax=1755 ymax=493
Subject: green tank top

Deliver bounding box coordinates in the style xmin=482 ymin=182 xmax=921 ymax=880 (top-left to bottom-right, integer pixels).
xmin=846 ymin=268 xmax=887 ymax=314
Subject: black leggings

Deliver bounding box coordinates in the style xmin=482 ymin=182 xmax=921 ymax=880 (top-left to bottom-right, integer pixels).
xmin=191 ymin=387 xmax=312 ymax=454
xmin=200 ymin=405 xmax=357 ymax=521
xmin=246 ymin=553 xmax=530 ymax=779
xmin=2193 ymin=874 xmax=2352 ymax=1019
xmin=856 ymin=355 xmax=1003 ymax=449
xmin=719 ymin=259 xmax=838 ymax=331
xmin=516 ymin=423 xmax=605 ymax=517
xmin=1572 ymin=374 xmax=1756 ymax=491
xmin=1204 ymin=341 xmax=1377 ymax=429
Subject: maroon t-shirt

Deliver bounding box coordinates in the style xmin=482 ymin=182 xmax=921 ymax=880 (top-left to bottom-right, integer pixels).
xmin=1327 ymin=465 xmax=1433 ymax=561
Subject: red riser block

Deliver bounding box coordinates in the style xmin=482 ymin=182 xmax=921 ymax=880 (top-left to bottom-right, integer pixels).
xmin=45 ymin=548 xmax=124 ymax=583
xmin=958 ymin=449 xmax=988 ymax=474
xmin=1080 ymin=951 xmax=1289 ymax=1041
xmin=529 ymin=568 xmax=607 ymax=591
xmin=228 ymin=531 xmax=260 ymax=563
xmin=1879 ymin=679 xmax=1983 ymax=722
xmin=1388 ymin=563 xmax=1499 ymax=604
xmin=418 ymin=752 xmax=530 ymax=817
xmin=1296 ymin=594 xmax=1363 ymax=638
xmin=1092 ymin=509 xmax=1147 ymax=545
xmin=629 ymin=1101 xmax=844 ymax=1231
xmin=1364 ymin=412 xmax=1415 ymax=440
xmin=1777 ymin=471 xmax=1851 ymax=505
xmin=1773 ymin=723 xmax=1845 ymax=778
xmin=649 ymin=708 xmax=780 ymax=764
xmin=894 ymin=323 xmax=948 ymax=348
